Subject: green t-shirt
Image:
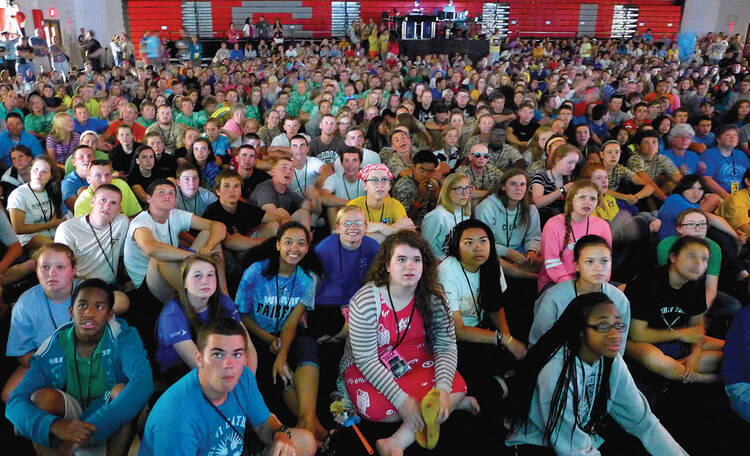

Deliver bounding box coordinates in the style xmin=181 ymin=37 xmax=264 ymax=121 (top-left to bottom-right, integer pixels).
xmin=24 ymin=112 xmax=54 ymax=135
xmin=59 ymin=325 xmax=108 ymax=406
xmin=64 ymin=149 xmax=110 ymax=175
xmin=136 ymin=116 xmax=156 ymax=129
xmin=175 ymin=111 xmax=207 ymax=129
xmin=657 ymin=235 xmax=722 ymax=276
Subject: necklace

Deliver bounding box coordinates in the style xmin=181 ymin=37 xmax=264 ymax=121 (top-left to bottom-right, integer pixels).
xmin=364 ymin=199 xmax=385 ymax=222
xmin=274 ymin=269 xmax=298 ymax=333
xmin=86 ymin=215 xmax=116 ymax=276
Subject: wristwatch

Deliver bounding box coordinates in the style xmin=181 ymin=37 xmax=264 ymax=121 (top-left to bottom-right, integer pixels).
xmin=496 ymin=330 xmax=503 ymax=346
xmin=559 ymin=186 xmax=566 ymax=196
xmin=274 ymin=424 xmax=292 ymax=440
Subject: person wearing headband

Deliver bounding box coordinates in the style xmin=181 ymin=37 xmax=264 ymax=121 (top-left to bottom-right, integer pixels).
xmin=346 ymin=163 xmax=415 ymax=243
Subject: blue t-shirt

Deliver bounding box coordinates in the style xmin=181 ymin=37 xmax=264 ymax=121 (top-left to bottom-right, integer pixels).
xmin=662 ymin=148 xmax=699 ymax=175
xmin=699 ymin=147 xmax=750 ymax=193
xmin=211 ymin=135 xmax=231 ymax=157
xmin=74 ymin=117 xmax=109 ymax=135
xmin=140 ymin=368 xmax=270 ymax=456
xmin=657 ymin=193 xmax=699 ymax=240
xmin=156 ymin=294 xmax=241 ymax=372
xmin=0 ymin=130 xmax=43 ymax=168
xmin=235 ymin=259 xmax=317 ymax=333
xmin=693 ymin=133 xmax=716 ymax=148
xmin=61 ymin=171 xmax=88 ymax=215
xmin=314 ymin=234 xmax=379 ymax=307
xmin=7 ymin=281 xmax=80 ymax=357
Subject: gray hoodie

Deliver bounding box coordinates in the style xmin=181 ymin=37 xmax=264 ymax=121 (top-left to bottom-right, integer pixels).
xmin=475 ymin=194 xmax=541 ymax=257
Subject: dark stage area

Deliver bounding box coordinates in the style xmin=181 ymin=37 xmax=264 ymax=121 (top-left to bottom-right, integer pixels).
xmin=398 ymin=38 xmax=489 ymax=60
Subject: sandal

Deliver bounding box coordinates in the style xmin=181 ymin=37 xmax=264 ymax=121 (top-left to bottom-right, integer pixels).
xmin=419 ymin=389 xmax=442 ymax=450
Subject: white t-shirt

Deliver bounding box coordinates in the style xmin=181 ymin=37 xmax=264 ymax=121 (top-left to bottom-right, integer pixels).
xmin=270 ymin=132 xmax=311 ymax=148
xmin=124 ymin=209 xmax=193 ymax=287
xmin=55 ymin=213 xmax=129 ymax=284
xmin=322 ymin=171 xmax=365 ymax=201
xmin=290 ymin=156 xmax=324 ymax=195
xmin=333 ymin=147 xmax=381 ymax=174
xmin=7 ymin=184 xmax=56 ymax=246
xmin=438 ymin=255 xmax=507 ymax=327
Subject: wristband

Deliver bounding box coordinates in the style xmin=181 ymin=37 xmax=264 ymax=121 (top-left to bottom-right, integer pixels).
xmin=274 ymin=425 xmax=292 ymax=440
xmin=413 ymin=201 xmax=423 ymax=208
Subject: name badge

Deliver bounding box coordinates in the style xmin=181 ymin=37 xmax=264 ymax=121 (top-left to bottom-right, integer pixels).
xmin=379 ymin=347 xmax=411 ymax=379
xmin=732 ymin=181 xmax=740 ymax=194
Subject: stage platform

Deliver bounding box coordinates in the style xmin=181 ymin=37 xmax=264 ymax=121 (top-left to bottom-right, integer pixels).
xmin=398 ymin=38 xmax=489 ymax=61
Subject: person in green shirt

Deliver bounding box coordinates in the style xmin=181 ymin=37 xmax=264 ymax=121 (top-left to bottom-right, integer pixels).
xmin=287 ymin=80 xmax=309 ymax=118
xmin=135 ymin=101 xmax=156 ymax=129
xmin=24 ymin=94 xmax=54 ymax=142
xmin=657 ymin=208 xmax=740 ymax=317
xmin=174 ymin=98 xmax=206 ymax=130
xmin=73 ymin=160 xmax=142 ymax=218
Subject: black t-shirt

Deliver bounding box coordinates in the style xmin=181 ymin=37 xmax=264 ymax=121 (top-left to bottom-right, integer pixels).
xmin=308 ymin=136 xmax=344 ymax=165
xmin=155 ymin=152 xmax=178 ymax=177
xmin=127 ymin=167 xmax=169 ymax=192
xmin=508 ymin=119 xmax=540 ymax=143
xmin=452 ymin=102 xmax=475 ymax=117
xmin=240 ymin=170 xmax=271 ymax=200
xmin=203 ymin=200 xmax=265 ymax=236
xmin=625 ymin=266 xmax=707 ymax=330
xmin=108 ymin=141 xmax=142 ymax=175
xmin=415 ymin=104 xmax=434 ymax=123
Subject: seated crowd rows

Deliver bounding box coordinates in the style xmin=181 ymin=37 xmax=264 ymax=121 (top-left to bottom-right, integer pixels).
xmin=2 ymin=29 xmax=750 ymax=456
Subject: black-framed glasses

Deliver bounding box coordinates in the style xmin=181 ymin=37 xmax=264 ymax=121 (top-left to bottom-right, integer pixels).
xmin=366 ymin=177 xmax=390 ymax=184
xmin=680 ymin=222 xmax=708 ymax=229
xmin=586 ymin=323 xmax=627 ymax=333
xmin=451 ymin=185 xmax=473 ymax=194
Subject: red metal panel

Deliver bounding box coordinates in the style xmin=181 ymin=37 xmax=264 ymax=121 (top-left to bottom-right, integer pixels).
xmin=125 ymin=0 xmax=683 ymax=58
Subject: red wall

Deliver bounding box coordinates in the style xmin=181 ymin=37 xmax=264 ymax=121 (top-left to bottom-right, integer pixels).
xmin=127 ymin=0 xmax=682 ymax=58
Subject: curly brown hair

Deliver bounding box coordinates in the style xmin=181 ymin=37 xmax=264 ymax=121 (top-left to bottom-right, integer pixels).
xmin=364 ymin=230 xmax=452 ymax=351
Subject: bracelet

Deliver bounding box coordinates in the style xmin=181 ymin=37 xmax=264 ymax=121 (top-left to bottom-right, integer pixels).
xmin=274 ymin=424 xmax=292 ymax=440
xmin=507 ymin=335 xmax=513 ymax=345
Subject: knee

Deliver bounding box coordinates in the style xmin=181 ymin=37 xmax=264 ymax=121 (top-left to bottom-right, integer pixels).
xmin=291 ymin=428 xmax=317 ymax=456
xmin=30 ymin=388 xmax=65 ymax=415
xmin=109 ymin=383 xmax=126 ymax=400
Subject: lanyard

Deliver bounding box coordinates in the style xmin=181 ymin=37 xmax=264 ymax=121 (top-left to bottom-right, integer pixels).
xmin=45 ymin=294 xmax=59 ymax=330
xmin=73 ymin=337 xmax=95 ymax=409
xmin=722 ymin=150 xmax=737 ymax=178
xmin=451 ymin=208 xmax=466 ymax=227
xmin=86 ymin=216 xmax=116 ymax=277
xmin=338 ymin=236 xmax=362 ymax=306
xmin=571 ymin=217 xmax=590 ymax=244
xmin=505 ymin=208 xmax=519 ymax=248
xmin=573 ymin=280 xmax=602 ymax=297
xmin=364 ymin=200 xmax=384 ymax=222
xmin=293 ymin=160 xmax=308 ymax=193
xmin=274 ymin=269 xmax=298 ymax=333
xmin=459 ymin=263 xmax=482 ymax=321
xmin=468 ymin=166 xmax=486 ymax=190
xmin=201 ymin=390 xmax=248 ymax=441
xmin=342 ymin=174 xmax=361 ymax=200
xmin=29 ymin=185 xmax=51 ymax=222
xmin=386 ymin=286 xmax=416 ymax=350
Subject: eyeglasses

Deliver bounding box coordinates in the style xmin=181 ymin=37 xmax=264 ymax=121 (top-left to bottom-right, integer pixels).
xmin=451 ymin=185 xmax=473 ymax=194
xmin=341 ymin=220 xmax=365 ymax=227
xmin=586 ymin=322 xmax=627 ymax=333
xmin=366 ymin=177 xmax=390 ymax=184
xmin=473 ymin=152 xmax=490 ymax=158
xmin=680 ymin=222 xmax=708 ymax=229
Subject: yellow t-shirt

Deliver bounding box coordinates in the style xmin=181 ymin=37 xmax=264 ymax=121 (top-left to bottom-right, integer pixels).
xmin=348 ymin=196 xmax=406 ymax=225
xmin=716 ymin=188 xmax=750 ymax=230
xmin=595 ymin=193 xmax=619 ymax=222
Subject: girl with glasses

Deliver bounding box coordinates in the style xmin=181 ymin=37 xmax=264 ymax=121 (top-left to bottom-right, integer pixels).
xmin=507 ymin=293 xmax=687 ymax=455
xmin=421 ymin=173 xmax=473 ymax=260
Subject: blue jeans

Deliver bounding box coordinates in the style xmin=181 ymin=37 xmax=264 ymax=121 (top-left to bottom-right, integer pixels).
xmin=726 ymin=382 xmax=750 ymax=423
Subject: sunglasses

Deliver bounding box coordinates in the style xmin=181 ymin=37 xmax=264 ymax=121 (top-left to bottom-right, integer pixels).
xmin=473 ymin=152 xmax=490 ymax=159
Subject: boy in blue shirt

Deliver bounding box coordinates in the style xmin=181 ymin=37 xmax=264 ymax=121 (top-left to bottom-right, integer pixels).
xmin=699 ymin=124 xmax=750 ymax=199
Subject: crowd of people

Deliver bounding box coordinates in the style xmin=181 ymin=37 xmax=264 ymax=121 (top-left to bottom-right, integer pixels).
xmin=0 ymin=19 xmax=749 ymax=456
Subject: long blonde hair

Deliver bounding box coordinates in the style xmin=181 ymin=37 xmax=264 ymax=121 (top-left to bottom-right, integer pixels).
xmin=48 ymin=112 xmax=74 ymax=143
xmin=437 ymin=173 xmax=472 ymax=216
